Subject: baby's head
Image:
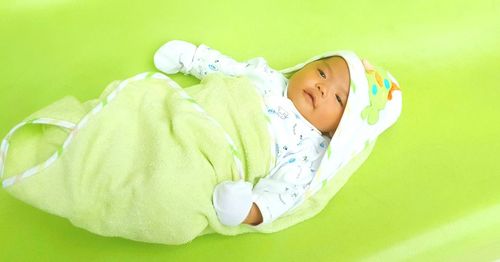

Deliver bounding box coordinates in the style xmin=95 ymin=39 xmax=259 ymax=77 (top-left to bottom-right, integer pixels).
xmin=285 ymin=52 xmax=401 ymax=139
xmin=287 ymin=56 xmax=350 ymax=137
xmin=281 ymin=51 xmax=402 ymax=195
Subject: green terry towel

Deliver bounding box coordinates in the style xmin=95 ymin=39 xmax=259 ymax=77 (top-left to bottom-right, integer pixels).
xmin=1 ymin=72 xmax=375 ymax=244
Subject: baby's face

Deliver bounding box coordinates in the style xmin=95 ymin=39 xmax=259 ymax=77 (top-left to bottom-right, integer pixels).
xmin=287 ymin=56 xmax=350 ymax=136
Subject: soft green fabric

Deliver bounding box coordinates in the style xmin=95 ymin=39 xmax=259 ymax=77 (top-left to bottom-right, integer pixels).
xmin=3 ymin=73 xmax=273 ymax=244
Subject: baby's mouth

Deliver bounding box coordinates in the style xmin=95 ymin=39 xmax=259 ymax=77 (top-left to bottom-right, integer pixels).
xmin=303 ymin=90 xmax=316 ymax=108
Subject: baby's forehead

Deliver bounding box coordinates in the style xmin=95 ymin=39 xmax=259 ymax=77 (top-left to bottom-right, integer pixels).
xmin=318 ymin=56 xmax=349 ymax=75
xmin=321 ymin=56 xmax=351 ymax=93
xmin=306 ymin=56 xmax=348 ymax=72
xmin=320 ymin=55 xmax=348 ymax=65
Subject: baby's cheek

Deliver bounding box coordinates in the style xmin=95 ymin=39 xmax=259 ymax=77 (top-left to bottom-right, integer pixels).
xmin=325 ymin=108 xmax=342 ymax=131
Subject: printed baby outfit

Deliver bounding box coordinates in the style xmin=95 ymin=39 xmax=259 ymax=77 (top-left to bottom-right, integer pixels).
xmin=154 ymin=40 xmax=403 ymax=228
xmin=154 ymin=40 xmax=331 ymax=226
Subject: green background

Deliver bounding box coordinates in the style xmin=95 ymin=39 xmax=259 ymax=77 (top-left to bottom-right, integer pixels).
xmin=1 ymin=0 xmax=499 ymax=261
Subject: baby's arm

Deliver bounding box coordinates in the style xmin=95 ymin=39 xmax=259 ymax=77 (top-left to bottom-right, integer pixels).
xmin=212 ymin=158 xmax=312 ymax=226
xmin=249 ymin=165 xmax=309 ymax=225
xmin=154 ymin=40 xmax=248 ymax=79
xmin=154 ymin=40 xmax=287 ymax=95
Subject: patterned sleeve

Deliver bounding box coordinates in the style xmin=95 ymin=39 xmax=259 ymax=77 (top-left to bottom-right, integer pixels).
xmin=189 ymin=44 xmax=288 ymax=96
xmin=251 ymin=143 xmax=323 ymax=225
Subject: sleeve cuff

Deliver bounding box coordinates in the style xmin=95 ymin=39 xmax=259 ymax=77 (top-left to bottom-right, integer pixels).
xmin=251 ymin=192 xmax=273 ymax=225
xmin=189 ymin=44 xmax=210 ymax=69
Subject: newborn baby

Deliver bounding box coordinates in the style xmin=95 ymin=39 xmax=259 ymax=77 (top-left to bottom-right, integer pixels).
xmin=154 ymin=40 xmax=398 ymax=227
xmin=0 ymin=39 xmax=401 ymax=245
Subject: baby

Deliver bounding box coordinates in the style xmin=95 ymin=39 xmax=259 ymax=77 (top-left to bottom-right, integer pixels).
xmin=154 ymin=40 xmax=396 ymax=227
xmin=0 ymin=38 xmax=401 ymax=245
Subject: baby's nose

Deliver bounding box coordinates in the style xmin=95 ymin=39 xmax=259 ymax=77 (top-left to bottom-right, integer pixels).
xmin=316 ymin=84 xmax=326 ymax=96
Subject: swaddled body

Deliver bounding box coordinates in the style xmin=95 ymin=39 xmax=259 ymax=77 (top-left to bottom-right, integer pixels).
xmin=154 ymin=41 xmax=341 ymax=226
xmin=153 ymin=40 xmax=402 ymax=228
xmin=1 ymin=40 xmax=402 ymax=245
xmin=0 ymin=72 xmax=273 ymax=244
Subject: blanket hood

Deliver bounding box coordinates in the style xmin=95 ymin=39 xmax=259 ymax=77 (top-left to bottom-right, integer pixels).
xmin=279 ymin=51 xmax=403 ymax=199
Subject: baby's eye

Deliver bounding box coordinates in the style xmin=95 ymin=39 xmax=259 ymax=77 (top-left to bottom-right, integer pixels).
xmin=336 ymin=95 xmax=343 ymax=106
xmin=318 ymin=69 xmax=326 ymax=79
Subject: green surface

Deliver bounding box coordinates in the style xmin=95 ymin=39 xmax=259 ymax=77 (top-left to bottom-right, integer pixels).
xmin=1 ymin=0 xmax=499 ymax=261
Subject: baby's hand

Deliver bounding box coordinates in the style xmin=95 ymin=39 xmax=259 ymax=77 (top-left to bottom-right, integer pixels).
xmin=212 ymin=180 xmax=254 ymax=226
xmin=154 ymin=40 xmax=197 ymax=74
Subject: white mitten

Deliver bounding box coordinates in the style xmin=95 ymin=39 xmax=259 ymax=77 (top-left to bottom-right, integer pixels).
xmin=212 ymin=180 xmax=254 ymax=226
xmin=153 ymin=40 xmax=197 ymax=74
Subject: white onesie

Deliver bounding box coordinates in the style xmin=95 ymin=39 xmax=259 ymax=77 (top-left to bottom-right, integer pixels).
xmin=155 ymin=42 xmax=330 ymax=225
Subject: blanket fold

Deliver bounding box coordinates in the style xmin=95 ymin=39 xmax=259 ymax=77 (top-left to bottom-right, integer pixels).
xmin=1 ymin=72 xmax=273 ymax=244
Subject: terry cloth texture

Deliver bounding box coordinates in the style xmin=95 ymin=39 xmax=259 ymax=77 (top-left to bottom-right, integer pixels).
xmin=0 ymin=72 xmax=272 ymax=244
